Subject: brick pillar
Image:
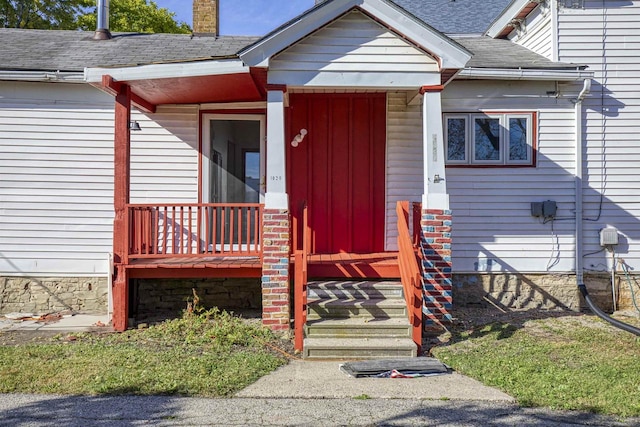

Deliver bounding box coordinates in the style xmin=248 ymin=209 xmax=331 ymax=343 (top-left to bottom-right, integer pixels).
xmin=192 ymin=0 xmax=219 ymax=35
xmin=261 ymin=209 xmax=291 ymax=332
xmin=420 ymin=209 xmax=453 ymax=331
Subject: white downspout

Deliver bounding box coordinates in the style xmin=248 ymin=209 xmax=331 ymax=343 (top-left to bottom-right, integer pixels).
xmin=575 ymin=78 xmax=591 ymax=284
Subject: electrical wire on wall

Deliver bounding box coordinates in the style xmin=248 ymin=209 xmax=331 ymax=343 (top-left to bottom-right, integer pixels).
xmin=618 ymin=258 xmax=640 ymax=315
xmin=584 ymin=0 xmax=608 ymax=223
xmin=545 ymin=218 xmax=561 ymax=271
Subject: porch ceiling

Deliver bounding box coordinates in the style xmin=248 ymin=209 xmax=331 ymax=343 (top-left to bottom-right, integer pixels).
xmin=126 ymin=73 xmax=265 ymax=105
xmin=95 ymin=68 xmax=267 ymax=109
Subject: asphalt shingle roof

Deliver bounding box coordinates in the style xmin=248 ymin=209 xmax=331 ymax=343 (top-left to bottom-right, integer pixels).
xmin=0 ymin=1 xmax=579 ymax=74
xmin=0 ymin=28 xmax=259 ymax=72
xmin=456 ymin=37 xmax=580 ymax=69
xmin=390 ymin=0 xmax=514 ymax=34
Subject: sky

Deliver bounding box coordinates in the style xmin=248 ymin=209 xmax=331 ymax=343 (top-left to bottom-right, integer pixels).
xmin=153 ymin=0 xmax=316 ymax=35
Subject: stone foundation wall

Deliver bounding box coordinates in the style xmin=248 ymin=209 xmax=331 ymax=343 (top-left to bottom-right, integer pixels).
xmin=452 ymin=272 xmax=628 ymax=313
xmin=134 ymin=278 xmax=262 ymax=320
xmin=0 ymin=277 xmax=108 ymax=315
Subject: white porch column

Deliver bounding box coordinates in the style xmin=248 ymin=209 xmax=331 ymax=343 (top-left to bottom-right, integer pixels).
xmin=421 ymin=85 xmax=449 ymax=210
xmin=266 ymin=89 xmax=288 ymax=209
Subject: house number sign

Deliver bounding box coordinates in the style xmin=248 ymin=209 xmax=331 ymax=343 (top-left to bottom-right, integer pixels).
xmin=432 ymin=134 xmax=438 ymax=161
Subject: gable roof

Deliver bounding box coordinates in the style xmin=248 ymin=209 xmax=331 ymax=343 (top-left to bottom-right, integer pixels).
xmin=239 ymin=0 xmax=473 ymax=69
xmin=391 ymin=0 xmax=515 ymax=34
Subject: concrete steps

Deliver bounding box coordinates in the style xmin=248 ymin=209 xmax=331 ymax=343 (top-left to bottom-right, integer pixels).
xmin=302 ymin=280 xmax=417 ymax=359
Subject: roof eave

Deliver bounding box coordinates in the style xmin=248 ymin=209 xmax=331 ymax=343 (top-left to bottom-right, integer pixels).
xmin=485 ymin=0 xmax=532 ymax=38
xmin=457 ymin=67 xmax=594 ymax=81
xmin=0 ymin=70 xmax=85 ymax=83
xmin=84 ymin=58 xmax=249 ymax=83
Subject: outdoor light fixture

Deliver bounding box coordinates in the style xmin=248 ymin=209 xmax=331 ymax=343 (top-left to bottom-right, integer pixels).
xmin=291 ymin=129 xmax=308 ymax=147
xmin=129 ymin=121 xmax=142 ymax=131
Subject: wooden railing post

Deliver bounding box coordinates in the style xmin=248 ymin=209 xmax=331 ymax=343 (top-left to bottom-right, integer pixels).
xmin=294 ymin=202 xmax=309 ymax=353
xmin=396 ymin=201 xmax=423 ymax=353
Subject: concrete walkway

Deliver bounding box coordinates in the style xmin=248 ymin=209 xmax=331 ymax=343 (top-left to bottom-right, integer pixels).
xmin=236 ymin=360 xmax=514 ymax=401
xmin=0 ymin=313 xmax=110 ymax=333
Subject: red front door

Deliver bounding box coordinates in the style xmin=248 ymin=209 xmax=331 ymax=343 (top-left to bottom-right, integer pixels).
xmin=288 ymin=93 xmax=386 ymax=254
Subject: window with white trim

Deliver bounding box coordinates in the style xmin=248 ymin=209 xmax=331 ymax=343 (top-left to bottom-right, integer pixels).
xmin=444 ymin=113 xmax=535 ymax=166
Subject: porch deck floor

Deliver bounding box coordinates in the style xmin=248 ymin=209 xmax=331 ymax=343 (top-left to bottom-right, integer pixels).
xmin=305 ymin=252 xmax=400 ymax=279
xmin=124 ymin=252 xmax=400 ymax=279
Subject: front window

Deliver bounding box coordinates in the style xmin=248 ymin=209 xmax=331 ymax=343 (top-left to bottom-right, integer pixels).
xmin=445 ymin=112 xmax=535 ymax=166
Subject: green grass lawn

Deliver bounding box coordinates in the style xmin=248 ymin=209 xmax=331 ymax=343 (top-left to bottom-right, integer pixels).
xmin=432 ymin=314 xmax=640 ymax=417
xmin=0 ymin=309 xmax=289 ymax=397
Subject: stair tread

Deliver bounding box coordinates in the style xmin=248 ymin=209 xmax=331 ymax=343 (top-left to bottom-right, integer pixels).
xmin=304 ymin=337 xmax=416 ymax=349
xmin=307 ymin=280 xmax=402 ymax=287
xmin=306 ymin=317 xmax=410 ymax=327
xmin=308 ymin=297 xmax=406 ymax=306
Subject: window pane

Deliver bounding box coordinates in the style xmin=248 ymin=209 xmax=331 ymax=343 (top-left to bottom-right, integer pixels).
xmin=474 ymin=118 xmax=500 ymax=161
xmin=509 ymin=118 xmax=528 ymax=161
xmin=447 ymin=118 xmax=466 ymax=161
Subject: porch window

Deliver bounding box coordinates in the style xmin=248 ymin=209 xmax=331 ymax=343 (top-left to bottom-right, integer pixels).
xmin=444 ymin=112 xmax=535 ymax=166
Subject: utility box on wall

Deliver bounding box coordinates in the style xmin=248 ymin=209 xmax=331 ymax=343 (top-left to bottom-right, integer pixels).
xmin=531 ymin=200 xmax=557 ymax=219
xmin=600 ymin=227 xmax=619 ymax=247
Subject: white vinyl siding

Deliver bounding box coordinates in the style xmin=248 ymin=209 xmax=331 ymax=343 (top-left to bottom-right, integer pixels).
xmin=443 ymin=81 xmax=577 ymax=273
xmin=130 ymin=105 xmax=199 ymax=203
xmin=509 ymin=4 xmax=554 ymax=59
xmin=557 ymin=1 xmax=640 ymax=272
xmin=385 ymin=92 xmax=423 ymax=250
xmin=0 ymin=83 xmax=200 ymax=276
xmin=384 ymin=81 xmax=577 ymax=272
xmin=0 ymin=82 xmax=115 ymax=276
xmin=269 ymin=9 xmax=439 ymax=88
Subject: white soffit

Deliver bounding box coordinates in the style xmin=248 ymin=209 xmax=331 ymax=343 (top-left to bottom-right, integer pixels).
xmin=239 ymin=0 xmax=472 ymax=69
xmin=485 ymin=0 xmax=531 ymax=38
xmin=84 ymin=59 xmax=249 ymax=83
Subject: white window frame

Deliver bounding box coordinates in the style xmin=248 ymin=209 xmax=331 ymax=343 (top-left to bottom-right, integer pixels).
xmin=506 ymin=114 xmax=533 ymax=165
xmin=444 ymin=112 xmax=535 ymax=166
xmin=444 ymin=115 xmax=469 ymax=165
xmin=201 ymin=114 xmax=266 ymax=203
xmin=471 ymin=114 xmax=503 ymax=165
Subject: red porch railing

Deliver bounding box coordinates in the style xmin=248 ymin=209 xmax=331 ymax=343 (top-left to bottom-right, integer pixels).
xmin=293 ymin=201 xmax=310 ymax=353
xmin=127 ymin=203 xmax=263 ymax=259
xmin=396 ymin=201 xmax=423 ymax=352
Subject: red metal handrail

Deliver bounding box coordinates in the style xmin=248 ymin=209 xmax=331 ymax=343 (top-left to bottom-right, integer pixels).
xmin=294 ymin=201 xmax=309 ymax=353
xmin=127 ymin=203 xmax=263 ymax=259
xmin=396 ymin=201 xmax=423 ymax=353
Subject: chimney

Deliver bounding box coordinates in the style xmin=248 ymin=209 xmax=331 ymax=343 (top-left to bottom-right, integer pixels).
xmin=193 ymin=0 xmax=219 ymax=35
xmin=94 ymin=0 xmax=112 ymax=40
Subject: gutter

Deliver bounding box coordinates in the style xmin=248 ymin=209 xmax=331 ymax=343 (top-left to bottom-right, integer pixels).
xmin=457 ymin=67 xmax=593 ymax=81
xmin=84 ymin=58 xmax=249 ymax=83
xmin=0 ymin=70 xmax=85 ymax=83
